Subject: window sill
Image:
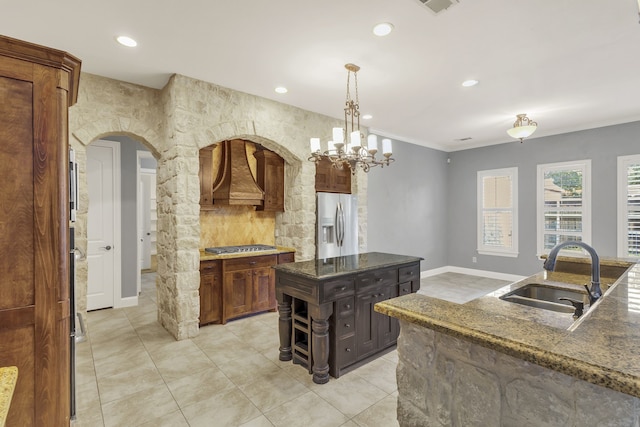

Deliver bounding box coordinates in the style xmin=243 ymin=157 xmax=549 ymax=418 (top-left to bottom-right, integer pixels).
xmin=477 ymin=250 xmax=519 ymax=258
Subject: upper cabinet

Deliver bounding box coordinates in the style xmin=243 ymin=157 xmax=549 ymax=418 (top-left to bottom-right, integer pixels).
xmin=315 ymin=158 xmax=352 ymax=194
xmin=254 ymin=149 xmax=285 ymax=212
xmin=199 ymin=140 xmax=285 ymax=212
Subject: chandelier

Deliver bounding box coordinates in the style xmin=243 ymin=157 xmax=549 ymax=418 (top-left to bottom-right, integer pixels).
xmin=507 ymin=113 xmax=538 ymax=143
xmin=308 ymin=63 xmax=394 ymax=174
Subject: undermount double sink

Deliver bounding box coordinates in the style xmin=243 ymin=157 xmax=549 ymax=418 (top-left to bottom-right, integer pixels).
xmin=498 ymin=260 xmax=633 ymax=322
xmin=500 ymin=283 xmax=585 ymax=314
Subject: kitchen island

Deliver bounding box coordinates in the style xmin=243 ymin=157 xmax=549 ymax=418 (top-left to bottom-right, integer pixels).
xmin=274 ymin=252 xmax=422 ymax=384
xmin=376 ymin=257 xmax=640 ymax=426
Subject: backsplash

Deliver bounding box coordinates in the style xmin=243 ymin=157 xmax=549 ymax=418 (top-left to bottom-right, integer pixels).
xmin=200 ymin=206 xmax=276 ymax=247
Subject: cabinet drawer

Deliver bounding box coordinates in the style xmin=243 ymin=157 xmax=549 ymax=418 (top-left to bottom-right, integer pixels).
xmin=200 ymin=260 xmax=221 ymax=274
xmin=322 ymin=278 xmax=355 ymax=301
xmin=223 ymin=255 xmax=277 ymax=271
xmin=278 ymin=252 xmax=295 ymax=264
xmin=336 ymin=296 xmax=355 ymax=318
xmin=399 ymin=264 xmax=420 ymax=282
xmin=356 ymin=268 xmax=397 ymax=292
xmin=399 ymin=282 xmax=412 ymax=296
xmin=336 ymin=314 xmax=355 ymax=338
xmin=336 ymin=335 xmax=357 ymax=367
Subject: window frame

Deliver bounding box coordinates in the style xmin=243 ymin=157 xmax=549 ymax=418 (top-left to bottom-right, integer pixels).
xmin=617 ymin=154 xmax=640 ymax=259
xmin=536 ymin=159 xmax=591 ymax=256
xmin=477 ymin=167 xmax=519 ymax=257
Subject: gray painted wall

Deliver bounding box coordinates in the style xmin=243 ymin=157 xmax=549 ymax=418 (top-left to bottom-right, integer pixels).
xmin=447 ymin=120 xmax=640 ymax=276
xmin=367 ymin=120 xmax=640 ymax=276
xmin=104 ymin=135 xmax=153 ymax=298
xmin=367 ymin=139 xmax=449 ymax=271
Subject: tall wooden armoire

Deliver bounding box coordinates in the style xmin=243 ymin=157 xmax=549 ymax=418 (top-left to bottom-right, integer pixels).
xmin=0 ymin=35 xmax=80 ymax=426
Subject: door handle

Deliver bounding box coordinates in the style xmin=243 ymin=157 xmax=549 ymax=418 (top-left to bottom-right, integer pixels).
xmin=100 ymin=245 xmax=112 ymax=251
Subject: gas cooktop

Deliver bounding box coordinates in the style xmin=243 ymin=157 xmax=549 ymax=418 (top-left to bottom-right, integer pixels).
xmin=204 ymin=244 xmax=277 ymax=255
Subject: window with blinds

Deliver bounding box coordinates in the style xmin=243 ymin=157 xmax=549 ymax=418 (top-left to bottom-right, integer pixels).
xmin=617 ymin=154 xmax=640 ymax=259
xmin=537 ymin=160 xmax=591 ymax=255
xmin=477 ymin=167 xmax=518 ymax=257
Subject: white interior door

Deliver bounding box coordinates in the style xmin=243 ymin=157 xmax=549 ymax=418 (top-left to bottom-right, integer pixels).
xmin=140 ymin=171 xmax=157 ymax=269
xmin=87 ymin=140 xmax=121 ymax=310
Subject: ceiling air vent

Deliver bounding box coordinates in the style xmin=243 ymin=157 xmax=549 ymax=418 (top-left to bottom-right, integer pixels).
xmin=415 ymin=0 xmax=459 ymax=14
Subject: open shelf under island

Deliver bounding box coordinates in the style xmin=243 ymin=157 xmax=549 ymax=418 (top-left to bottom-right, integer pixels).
xmin=273 ymin=252 xmax=423 ymax=384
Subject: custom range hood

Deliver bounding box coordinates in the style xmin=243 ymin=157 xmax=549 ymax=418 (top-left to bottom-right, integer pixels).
xmin=212 ymin=139 xmax=264 ymax=206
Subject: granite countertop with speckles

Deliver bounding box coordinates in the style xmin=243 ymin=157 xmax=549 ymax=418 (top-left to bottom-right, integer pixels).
xmin=199 ymin=246 xmax=296 ymax=261
xmin=375 ymin=258 xmax=640 ymax=398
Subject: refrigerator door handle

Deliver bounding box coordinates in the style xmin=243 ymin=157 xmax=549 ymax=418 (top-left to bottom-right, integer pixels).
xmin=338 ymin=202 xmax=345 ymax=247
xmin=335 ymin=204 xmax=341 ymax=247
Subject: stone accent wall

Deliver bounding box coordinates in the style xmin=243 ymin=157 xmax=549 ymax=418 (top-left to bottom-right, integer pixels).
xmin=396 ymin=320 xmax=640 ymax=426
xmin=69 ymin=72 xmax=368 ymax=340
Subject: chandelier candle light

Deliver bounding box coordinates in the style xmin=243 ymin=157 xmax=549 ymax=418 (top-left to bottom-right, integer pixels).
xmin=308 ymin=63 xmax=394 ymax=174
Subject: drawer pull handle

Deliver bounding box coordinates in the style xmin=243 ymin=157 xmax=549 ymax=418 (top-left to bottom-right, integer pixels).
xmin=376 ymin=278 xmax=383 ymax=282
xmin=249 ymin=261 xmax=257 ymax=265
xmin=339 ymin=286 xmax=347 ymax=291
xmin=345 ymin=304 xmax=351 ymax=309
xmin=346 ymin=348 xmax=351 ymax=352
xmin=344 ymin=323 xmax=351 ymax=328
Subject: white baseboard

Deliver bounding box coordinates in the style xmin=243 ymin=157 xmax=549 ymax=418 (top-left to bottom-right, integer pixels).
xmin=115 ymin=295 xmax=139 ymax=309
xmin=420 ymin=265 xmax=526 ymax=283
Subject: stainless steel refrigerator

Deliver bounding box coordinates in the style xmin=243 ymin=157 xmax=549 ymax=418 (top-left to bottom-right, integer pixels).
xmin=317 ymin=192 xmax=358 ymax=258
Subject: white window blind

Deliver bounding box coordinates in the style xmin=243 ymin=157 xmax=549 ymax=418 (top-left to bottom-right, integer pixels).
xmin=477 ymin=168 xmax=518 ymax=257
xmin=537 ymin=160 xmax=591 ymax=255
xmin=617 ymin=155 xmax=640 ymax=259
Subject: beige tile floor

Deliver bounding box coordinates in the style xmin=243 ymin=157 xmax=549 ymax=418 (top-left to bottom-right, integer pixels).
xmin=72 ymin=271 xmax=505 ymax=427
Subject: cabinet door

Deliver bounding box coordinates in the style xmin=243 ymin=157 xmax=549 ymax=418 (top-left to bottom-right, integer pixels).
xmin=199 ymin=147 xmax=214 ymax=207
xmin=355 ymin=291 xmax=378 ymax=359
xmin=331 ymin=166 xmax=352 ymax=194
xmin=223 ymin=270 xmax=253 ymax=320
xmin=259 ymin=151 xmax=285 ymax=212
xmin=200 ymin=261 xmax=221 ymax=325
xmin=251 ymin=266 xmax=275 ymax=312
xmin=377 ymin=285 xmax=400 ymax=348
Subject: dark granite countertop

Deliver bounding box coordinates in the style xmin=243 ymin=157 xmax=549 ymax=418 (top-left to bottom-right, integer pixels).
xmin=376 ymin=259 xmax=640 ymax=398
xmin=272 ymin=252 xmax=423 ymax=280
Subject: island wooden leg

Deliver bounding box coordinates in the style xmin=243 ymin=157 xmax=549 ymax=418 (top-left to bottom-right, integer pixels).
xmin=310 ymin=303 xmax=333 ymax=384
xmin=277 ymin=293 xmax=292 ymax=361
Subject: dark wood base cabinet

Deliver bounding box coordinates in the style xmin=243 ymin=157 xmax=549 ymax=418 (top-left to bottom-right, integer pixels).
xmin=199 ymin=252 xmax=295 ymax=326
xmin=274 ymin=253 xmax=422 ymax=384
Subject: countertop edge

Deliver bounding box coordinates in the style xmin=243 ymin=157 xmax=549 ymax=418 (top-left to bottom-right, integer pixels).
xmin=376 ymin=293 xmax=640 ymax=398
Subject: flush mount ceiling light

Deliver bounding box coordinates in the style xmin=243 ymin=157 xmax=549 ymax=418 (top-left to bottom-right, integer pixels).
xmin=362 ymin=114 xmax=373 ymax=120
xmin=373 ymin=23 xmax=394 ymax=36
xmin=507 ymin=113 xmax=538 ymax=143
xmin=274 ymin=86 xmax=288 ymax=94
xmin=462 ymin=79 xmax=479 ymax=87
xmin=308 ymin=63 xmax=394 ymax=174
xmin=116 ymin=35 xmax=137 ymax=47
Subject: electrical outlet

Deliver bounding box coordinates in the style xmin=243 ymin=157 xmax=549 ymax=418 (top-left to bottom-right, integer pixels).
xmin=472 ymin=256 xmax=477 ymax=263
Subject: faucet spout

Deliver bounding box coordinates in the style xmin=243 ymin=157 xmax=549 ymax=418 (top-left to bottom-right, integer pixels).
xmin=543 ymin=241 xmax=602 ymax=305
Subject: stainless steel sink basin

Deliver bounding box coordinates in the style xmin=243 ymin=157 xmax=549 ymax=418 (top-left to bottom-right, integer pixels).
xmin=500 ymin=283 xmax=586 ymax=313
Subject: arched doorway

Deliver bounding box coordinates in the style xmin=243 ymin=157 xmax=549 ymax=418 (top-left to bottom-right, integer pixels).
xmin=86 ymin=134 xmax=159 ymax=310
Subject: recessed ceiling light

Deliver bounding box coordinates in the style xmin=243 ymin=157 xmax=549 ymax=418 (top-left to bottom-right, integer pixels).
xmin=116 ymin=36 xmax=137 ymax=47
xmin=373 ymin=23 xmax=394 ymax=37
xmin=362 ymin=114 xmax=373 ymax=120
xmin=462 ymin=79 xmax=479 ymax=87
xmin=274 ymin=86 xmax=288 ymax=94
